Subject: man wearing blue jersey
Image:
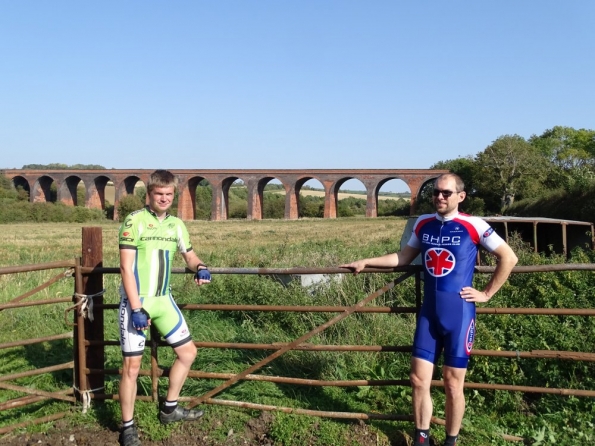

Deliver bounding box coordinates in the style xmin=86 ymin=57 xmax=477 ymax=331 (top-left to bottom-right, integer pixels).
xmin=341 ymin=173 xmax=517 ymax=446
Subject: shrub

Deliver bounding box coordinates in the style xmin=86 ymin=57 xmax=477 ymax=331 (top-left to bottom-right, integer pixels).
xmin=117 ymin=194 xmax=144 ymax=222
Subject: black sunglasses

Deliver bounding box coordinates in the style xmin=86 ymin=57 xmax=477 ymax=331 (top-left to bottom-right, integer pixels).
xmin=433 ymin=189 xmax=459 ymax=198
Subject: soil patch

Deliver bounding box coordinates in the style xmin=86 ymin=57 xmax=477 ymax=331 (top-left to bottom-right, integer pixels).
xmin=0 ymin=411 xmax=413 ymax=446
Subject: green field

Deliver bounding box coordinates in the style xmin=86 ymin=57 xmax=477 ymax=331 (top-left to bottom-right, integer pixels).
xmin=1 ymin=218 xmax=594 ymax=445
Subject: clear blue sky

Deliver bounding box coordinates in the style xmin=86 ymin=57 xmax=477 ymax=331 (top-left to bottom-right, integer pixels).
xmin=1 ymin=1 xmax=594 ymax=180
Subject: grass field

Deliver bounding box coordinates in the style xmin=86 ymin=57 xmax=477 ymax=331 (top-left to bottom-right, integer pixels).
xmin=2 ymin=217 xmax=595 ymax=445
xmin=0 ymin=217 xmax=407 ymax=268
xmin=0 ymin=218 xmax=415 ymax=444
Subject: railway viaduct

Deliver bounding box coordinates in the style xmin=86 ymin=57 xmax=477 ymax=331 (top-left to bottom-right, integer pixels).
xmin=2 ymin=169 xmax=448 ymax=221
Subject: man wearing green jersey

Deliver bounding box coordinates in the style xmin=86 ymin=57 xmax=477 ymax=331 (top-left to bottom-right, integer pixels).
xmin=117 ymin=170 xmax=211 ymax=446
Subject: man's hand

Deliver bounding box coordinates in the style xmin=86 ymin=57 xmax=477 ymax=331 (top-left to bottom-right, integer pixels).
xmin=195 ymin=267 xmax=211 ymax=285
xmin=131 ymin=308 xmax=151 ymax=330
xmin=340 ymin=260 xmax=367 ymax=274
xmin=460 ymin=286 xmax=491 ymax=303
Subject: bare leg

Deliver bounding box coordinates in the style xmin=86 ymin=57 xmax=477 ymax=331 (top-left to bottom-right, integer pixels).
xmin=120 ymin=356 xmax=142 ymax=422
xmin=166 ymin=341 xmax=197 ymax=401
xmin=410 ymin=357 xmax=435 ymax=429
xmin=442 ymin=365 xmax=467 ymax=435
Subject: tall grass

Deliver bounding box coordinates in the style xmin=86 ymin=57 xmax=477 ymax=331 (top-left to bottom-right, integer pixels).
xmin=1 ymin=218 xmax=594 ymax=445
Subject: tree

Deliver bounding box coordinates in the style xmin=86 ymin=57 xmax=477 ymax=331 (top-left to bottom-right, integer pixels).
xmin=432 ymin=156 xmax=476 ymax=192
xmin=430 ymin=156 xmax=487 ymax=215
xmin=529 ymin=126 xmax=595 ymax=190
xmin=474 ymin=135 xmax=549 ymax=213
xmin=21 ymin=163 xmax=106 ymax=169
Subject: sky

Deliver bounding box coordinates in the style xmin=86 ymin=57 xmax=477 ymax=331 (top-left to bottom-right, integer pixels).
xmin=1 ymin=1 xmax=594 ymax=190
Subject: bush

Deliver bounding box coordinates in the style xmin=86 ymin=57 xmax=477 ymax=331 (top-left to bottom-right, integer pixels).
xmin=378 ymin=198 xmax=410 ymax=217
xmin=117 ymin=194 xmax=144 ymax=222
xmin=0 ymin=201 xmax=105 ymax=223
xmin=195 ymin=185 xmax=212 ymax=220
xmin=508 ymin=184 xmax=595 ymax=222
xmin=299 ymin=195 xmax=324 ymax=218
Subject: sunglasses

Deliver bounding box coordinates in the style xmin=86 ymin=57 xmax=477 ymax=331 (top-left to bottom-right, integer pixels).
xmin=433 ymin=189 xmax=459 ymax=198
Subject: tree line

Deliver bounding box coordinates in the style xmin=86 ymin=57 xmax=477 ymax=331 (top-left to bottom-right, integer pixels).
xmin=424 ymin=126 xmax=595 ymax=222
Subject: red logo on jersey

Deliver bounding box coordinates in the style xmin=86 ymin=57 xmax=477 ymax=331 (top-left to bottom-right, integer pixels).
xmin=466 ymin=319 xmax=475 ymax=354
xmin=425 ymin=248 xmax=456 ymax=277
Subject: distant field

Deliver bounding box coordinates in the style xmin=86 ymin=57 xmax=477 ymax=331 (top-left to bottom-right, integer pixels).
xmin=103 ymin=184 xmax=406 ymax=203
xmin=0 ymin=217 xmax=407 ymax=270
xmin=272 ymin=189 xmax=405 ymax=201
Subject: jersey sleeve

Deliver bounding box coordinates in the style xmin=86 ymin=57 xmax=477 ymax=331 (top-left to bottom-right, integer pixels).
xmin=407 ymin=214 xmax=434 ymax=249
xmin=176 ymin=221 xmax=193 ymax=254
xmin=118 ymin=215 xmax=138 ymax=250
xmin=475 ymin=218 xmax=505 ymax=252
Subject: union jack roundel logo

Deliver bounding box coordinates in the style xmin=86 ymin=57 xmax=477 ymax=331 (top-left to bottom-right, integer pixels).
xmin=424 ymin=248 xmax=456 ymax=277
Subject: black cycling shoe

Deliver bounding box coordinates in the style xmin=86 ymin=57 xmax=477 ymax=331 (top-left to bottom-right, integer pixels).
xmin=119 ymin=425 xmax=141 ymax=446
xmin=159 ymin=405 xmax=205 ymax=424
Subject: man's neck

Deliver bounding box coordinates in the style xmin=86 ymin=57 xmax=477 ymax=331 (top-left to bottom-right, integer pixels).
xmin=436 ymin=210 xmax=459 ymax=221
xmin=148 ymin=206 xmax=168 ymax=221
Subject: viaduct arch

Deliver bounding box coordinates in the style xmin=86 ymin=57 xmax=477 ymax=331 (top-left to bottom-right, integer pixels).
xmin=2 ymin=169 xmax=448 ymax=221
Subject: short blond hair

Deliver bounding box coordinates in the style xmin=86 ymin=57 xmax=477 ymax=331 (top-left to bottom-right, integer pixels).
xmin=147 ymin=169 xmax=178 ymax=193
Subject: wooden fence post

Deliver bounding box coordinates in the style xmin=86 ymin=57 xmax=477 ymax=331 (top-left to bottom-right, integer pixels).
xmin=75 ymin=227 xmax=105 ymax=402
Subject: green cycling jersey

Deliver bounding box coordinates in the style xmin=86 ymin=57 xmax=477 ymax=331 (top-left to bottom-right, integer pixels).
xmin=119 ymin=206 xmax=193 ymax=297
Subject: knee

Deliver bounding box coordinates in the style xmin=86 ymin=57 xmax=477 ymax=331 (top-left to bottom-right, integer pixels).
xmin=443 ymin=375 xmax=464 ymax=398
xmin=410 ymin=370 xmax=430 ymax=391
xmin=177 ymin=342 xmax=197 ymax=363
xmin=122 ymin=358 xmax=142 ymax=379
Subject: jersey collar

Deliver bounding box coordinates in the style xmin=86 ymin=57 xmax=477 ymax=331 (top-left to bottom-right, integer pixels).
xmin=145 ymin=205 xmax=171 ymax=220
xmin=435 ymin=211 xmax=459 ymax=222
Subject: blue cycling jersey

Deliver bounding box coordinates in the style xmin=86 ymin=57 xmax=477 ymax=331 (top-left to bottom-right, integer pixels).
xmin=407 ymin=212 xmax=504 ymax=368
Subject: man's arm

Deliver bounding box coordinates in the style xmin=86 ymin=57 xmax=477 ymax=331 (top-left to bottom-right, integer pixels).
xmin=340 ymin=244 xmax=420 ymax=274
xmin=460 ymin=242 xmax=518 ymax=303
xmin=120 ymin=248 xmax=143 ymax=311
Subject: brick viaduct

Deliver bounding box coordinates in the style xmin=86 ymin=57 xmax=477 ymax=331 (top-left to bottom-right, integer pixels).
xmin=2 ymin=169 xmax=448 ymax=221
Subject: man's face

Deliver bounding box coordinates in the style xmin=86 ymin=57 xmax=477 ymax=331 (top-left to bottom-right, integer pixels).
xmin=148 ymin=186 xmax=175 ymax=215
xmin=433 ymin=177 xmax=465 ymax=217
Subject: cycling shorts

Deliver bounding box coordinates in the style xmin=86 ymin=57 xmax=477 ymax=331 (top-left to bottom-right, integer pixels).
xmin=411 ymin=291 xmax=475 ymax=369
xmin=118 ymin=285 xmax=192 ymax=357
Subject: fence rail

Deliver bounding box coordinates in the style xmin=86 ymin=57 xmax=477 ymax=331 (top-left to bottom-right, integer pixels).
xmin=1 ymin=227 xmax=595 ymax=442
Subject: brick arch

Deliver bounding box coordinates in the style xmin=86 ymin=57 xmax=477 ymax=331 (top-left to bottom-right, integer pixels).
xmin=415 ymin=176 xmax=444 ymax=207
xmin=177 ymin=175 xmax=209 ymax=221
xmin=87 ymin=176 xmax=111 ymax=210
xmin=219 ymin=176 xmax=243 ymax=220
xmin=246 ymin=176 xmax=287 ymax=221
xmin=32 ymin=175 xmax=56 ymax=203
xmin=327 ymin=176 xmax=359 ymax=219
xmin=10 ymin=176 xmax=30 ymax=196
xmin=59 ymin=175 xmax=83 ymax=206
xmin=293 ymin=175 xmax=325 ymax=219
xmin=113 ymin=175 xmax=148 ymax=221
xmin=367 ymin=176 xmax=413 ymax=218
